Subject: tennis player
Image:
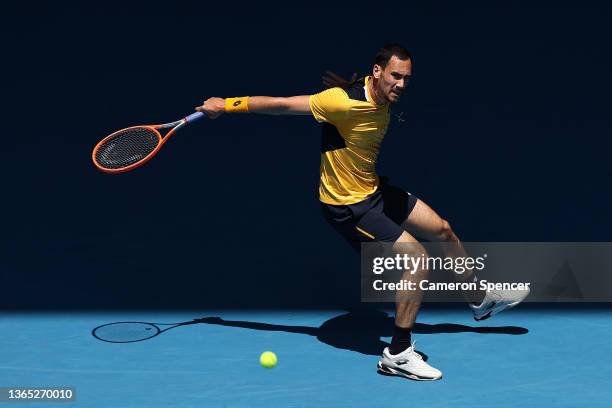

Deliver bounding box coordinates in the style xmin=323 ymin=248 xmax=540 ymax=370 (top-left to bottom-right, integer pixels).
xmin=196 ymin=43 xmax=529 ymax=381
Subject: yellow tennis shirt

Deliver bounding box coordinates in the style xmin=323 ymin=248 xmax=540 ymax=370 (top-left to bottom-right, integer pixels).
xmin=309 ymin=76 xmax=390 ymax=205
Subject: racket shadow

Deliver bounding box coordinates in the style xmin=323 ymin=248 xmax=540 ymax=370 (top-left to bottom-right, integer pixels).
xmin=92 ymin=320 xmax=204 ymax=343
xmin=91 ymin=310 xmax=528 ymax=355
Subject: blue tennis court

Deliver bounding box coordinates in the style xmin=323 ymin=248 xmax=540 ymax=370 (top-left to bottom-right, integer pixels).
xmin=4 ymin=1 xmax=612 ymax=407
xmin=2 ymin=307 xmax=610 ymax=407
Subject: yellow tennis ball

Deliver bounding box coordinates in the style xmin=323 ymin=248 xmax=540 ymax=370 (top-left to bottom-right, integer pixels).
xmin=259 ymin=351 xmax=277 ymax=368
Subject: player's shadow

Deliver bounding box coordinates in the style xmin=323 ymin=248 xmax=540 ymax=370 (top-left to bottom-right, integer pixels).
xmin=194 ymin=309 xmax=528 ymax=356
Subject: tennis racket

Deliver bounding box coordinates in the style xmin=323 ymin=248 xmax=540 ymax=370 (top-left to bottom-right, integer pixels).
xmin=92 ymin=111 xmax=206 ymax=174
xmin=92 ymin=317 xmax=223 ymax=343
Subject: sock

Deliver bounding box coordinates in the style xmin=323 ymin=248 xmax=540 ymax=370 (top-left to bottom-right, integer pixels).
xmin=389 ymin=325 xmax=412 ymax=355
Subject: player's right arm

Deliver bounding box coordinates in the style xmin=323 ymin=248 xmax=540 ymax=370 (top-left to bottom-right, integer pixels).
xmin=196 ymin=96 xmax=311 ymax=119
xmin=195 ymin=88 xmax=349 ymax=123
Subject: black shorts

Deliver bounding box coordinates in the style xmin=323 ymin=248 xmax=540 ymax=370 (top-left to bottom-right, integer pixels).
xmin=320 ymin=177 xmax=418 ymax=252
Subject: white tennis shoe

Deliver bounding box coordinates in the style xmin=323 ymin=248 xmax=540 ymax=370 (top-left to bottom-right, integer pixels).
xmin=377 ymin=342 xmax=442 ymax=381
xmin=470 ymin=286 xmax=530 ymax=321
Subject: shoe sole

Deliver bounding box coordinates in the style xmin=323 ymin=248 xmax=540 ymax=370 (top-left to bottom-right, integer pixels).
xmin=377 ymin=361 xmax=442 ymax=381
xmin=473 ymin=298 xmax=526 ymax=322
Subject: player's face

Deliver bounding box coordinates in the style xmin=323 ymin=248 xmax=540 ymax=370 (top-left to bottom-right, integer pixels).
xmin=373 ymin=56 xmax=412 ymax=103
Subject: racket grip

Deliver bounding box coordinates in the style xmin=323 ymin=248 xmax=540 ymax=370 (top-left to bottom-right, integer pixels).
xmin=185 ymin=111 xmax=206 ymax=123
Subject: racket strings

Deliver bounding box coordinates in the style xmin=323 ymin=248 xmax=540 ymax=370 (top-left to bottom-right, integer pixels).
xmin=95 ymin=127 xmax=160 ymax=169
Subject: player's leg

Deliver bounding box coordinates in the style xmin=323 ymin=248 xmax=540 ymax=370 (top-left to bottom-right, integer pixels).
xmin=376 ymin=230 xmax=442 ymax=381
xmin=401 ymin=199 xmax=484 ymax=290
xmin=353 ymin=199 xmax=441 ymax=380
xmin=322 ymin=192 xmax=427 ymax=332
xmin=396 ymin=191 xmax=529 ymax=320
xmin=391 ymin=231 xmax=426 ymax=331
xmin=379 ymin=181 xmax=482 ymax=300
xmin=321 ymin=190 xmax=441 ymax=380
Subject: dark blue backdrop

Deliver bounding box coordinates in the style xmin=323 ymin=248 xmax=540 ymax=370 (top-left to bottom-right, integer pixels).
xmin=3 ymin=1 xmax=611 ymax=309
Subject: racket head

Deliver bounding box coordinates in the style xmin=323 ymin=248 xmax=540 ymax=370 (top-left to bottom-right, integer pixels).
xmin=92 ymin=321 xmax=163 ymax=343
xmin=92 ymin=126 xmax=163 ymax=174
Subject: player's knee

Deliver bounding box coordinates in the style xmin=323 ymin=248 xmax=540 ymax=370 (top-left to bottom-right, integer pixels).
xmin=393 ymin=240 xmax=430 ymax=275
xmin=438 ymin=219 xmax=455 ymax=242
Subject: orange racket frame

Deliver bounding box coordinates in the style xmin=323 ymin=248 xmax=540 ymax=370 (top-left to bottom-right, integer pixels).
xmin=92 ymin=111 xmax=205 ymax=174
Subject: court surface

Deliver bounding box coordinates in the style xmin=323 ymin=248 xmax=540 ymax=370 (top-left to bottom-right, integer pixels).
xmin=1 ymin=307 xmax=610 ymax=407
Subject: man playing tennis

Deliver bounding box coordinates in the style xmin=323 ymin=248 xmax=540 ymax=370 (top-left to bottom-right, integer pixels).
xmin=196 ymin=44 xmax=529 ymax=381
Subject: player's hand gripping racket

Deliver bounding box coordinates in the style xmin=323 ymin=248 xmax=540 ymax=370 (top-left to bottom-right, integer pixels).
xmin=92 ymin=111 xmax=206 ymax=174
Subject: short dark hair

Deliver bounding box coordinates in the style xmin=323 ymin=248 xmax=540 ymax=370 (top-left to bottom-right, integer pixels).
xmin=374 ymin=43 xmax=412 ymax=69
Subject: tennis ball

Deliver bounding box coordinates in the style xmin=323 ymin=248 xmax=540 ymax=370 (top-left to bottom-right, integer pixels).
xmin=259 ymin=351 xmax=277 ymax=368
